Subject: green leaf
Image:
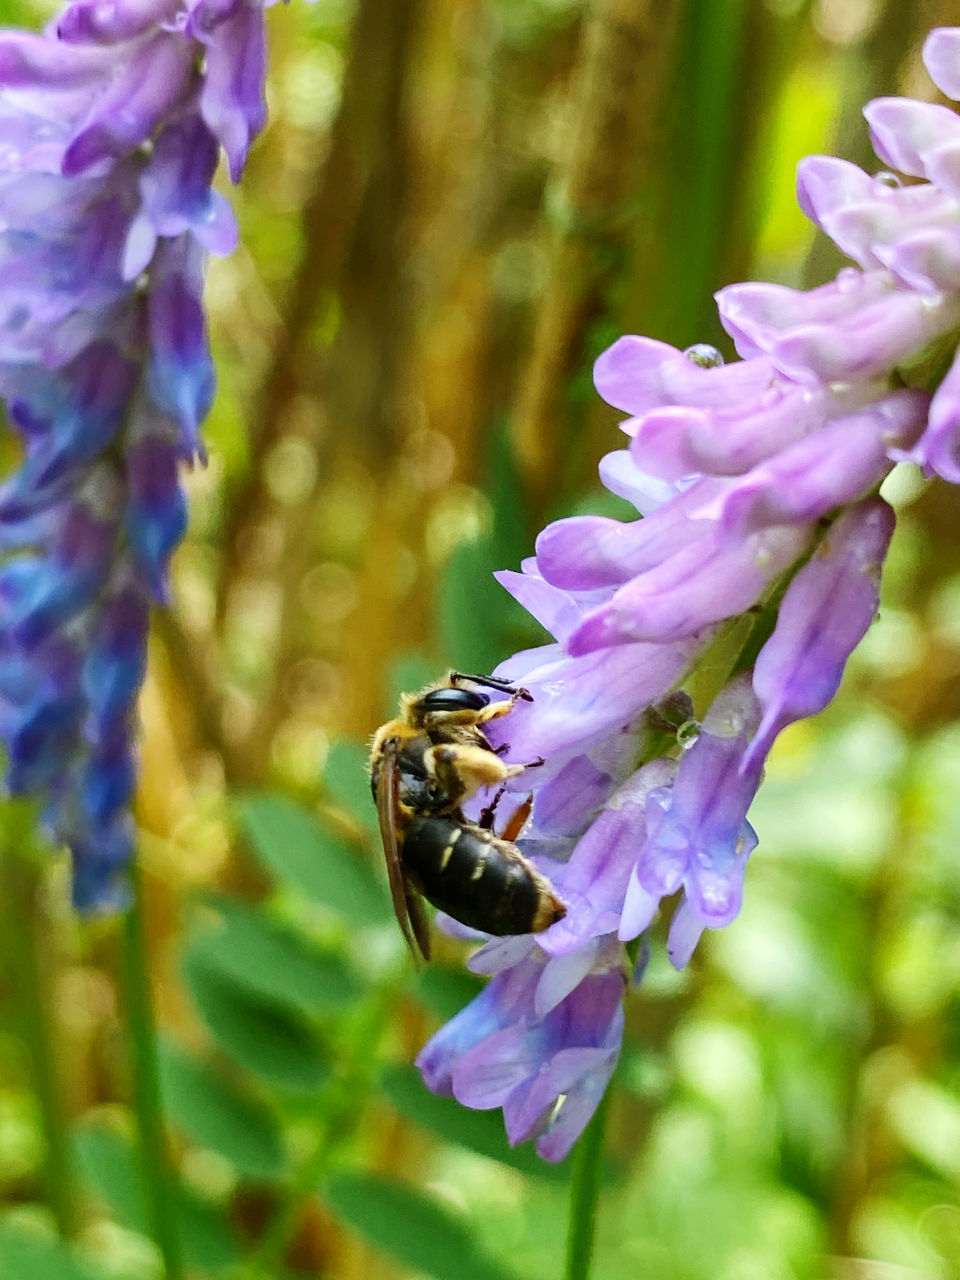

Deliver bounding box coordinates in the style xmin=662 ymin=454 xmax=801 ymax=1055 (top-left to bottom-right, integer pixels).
xmin=183 ymin=945 xmax=329 ymax=1093
xmin=322 ymin=739 xmax=377 ymax=836
xmin=385 ymin=653 xmax=438 ymax=718
xmin=648 ymin=0 xmax=752 ymax=348
xmin=157 ymin=1040 xmax=286 ymax=1182
xmin=189 ymin=895 xmax=362 ymax=1015
xmin=438 ymin=537 xmax=513 ymax=675
xmin=416 ymin=964 xmax=484 ymax=1022
xmin=485 ymin=423 xmax=531 ymax=572
xmin=70 ymin=1122 xmax=239 ymax=1273
xmin=237 ymin=793 xmax=391 ymax=925
xmin=0 ymin=1222 xmax=128 ymax=1280
xmin=438 ymin=528 xmax=544 ymax=674
xmin=437 ymin=425 xmax=545 ymax=671
xmin=325 ymin=1172 xmax=520 ymax=1280
xmin=568 ymin=484 xmax=641 ymax=523
xmin=380 ymin=1066 xmax=568 ymax=1182
xmin=72 ymin=1124 xmax=145 ymax=1228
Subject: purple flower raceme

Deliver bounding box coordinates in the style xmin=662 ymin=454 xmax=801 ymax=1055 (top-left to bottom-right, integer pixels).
xmin=417 ymin=26 xmax=960 ymax=1160
xmin=0 ymin=0 xmax=268 ymax=905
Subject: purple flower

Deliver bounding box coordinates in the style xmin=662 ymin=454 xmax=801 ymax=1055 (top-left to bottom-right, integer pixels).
xmin=0 ymin=0 xmax=269 ymax=905
xmin=741 ymin=498 xmax=894 ymax=777
xmin=539 ymin=758 xmax=677 ymax=955
xmin=417 ymin=939 xmax=625 ymax=1162
xmin=418 ymin=25 xmax=960 ymax=1159
xmin=620 ymin=676 xmax=762 ymax=969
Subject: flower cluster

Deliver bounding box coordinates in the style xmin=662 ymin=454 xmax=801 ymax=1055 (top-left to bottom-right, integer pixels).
xmin=418 ymin=27 xmax=960 ymax=1160
xmin=0 ymin=0 xmax=267 ymax=905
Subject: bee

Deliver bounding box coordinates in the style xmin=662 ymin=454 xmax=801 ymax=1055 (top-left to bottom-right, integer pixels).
xmin=370 ymin=671 xmax=566 ymax=960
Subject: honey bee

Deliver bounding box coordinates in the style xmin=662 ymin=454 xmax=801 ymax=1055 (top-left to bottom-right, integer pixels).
xmin=370 ymin=672 xmax=566 ymax=960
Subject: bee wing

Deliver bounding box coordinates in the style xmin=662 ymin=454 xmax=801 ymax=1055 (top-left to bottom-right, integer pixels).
xmin=406 ymin=882 xmax=432 ymax=962
xmin=376 ymin=737 xmax=430 ymax=962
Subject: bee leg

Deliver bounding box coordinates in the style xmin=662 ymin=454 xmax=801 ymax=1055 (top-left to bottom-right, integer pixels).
xmin=498 ymin=793 xmax=534 ymax=842
xmin=431 ymin=744 xmax=524 ymax=805
xmin=450 ymin=672 xmax=534 ymax=701
xmin=474 ymin=692 xmax=534 ymax=726
xmin=478 ymin=785 xmax=507 ymax=830
xmin=489 ymin=734 xmax=544 ymax=763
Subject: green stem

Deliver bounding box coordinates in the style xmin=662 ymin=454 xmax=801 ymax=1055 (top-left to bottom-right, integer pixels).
xmin=119 ymin=859 xmax=184 ymax=1280
xmin=565 ymin=1079 xmax=613 ymax=1280
xmin=1 ymin=809 xmax=78 ymax=1236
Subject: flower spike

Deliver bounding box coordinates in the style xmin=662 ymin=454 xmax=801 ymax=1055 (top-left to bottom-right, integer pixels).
xmin=418 ymin=24 xmax=960 ymax=1160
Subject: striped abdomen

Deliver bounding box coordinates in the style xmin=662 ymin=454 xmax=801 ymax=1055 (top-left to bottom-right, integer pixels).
xmin=401 ymin=815 xmax=565 ymax=936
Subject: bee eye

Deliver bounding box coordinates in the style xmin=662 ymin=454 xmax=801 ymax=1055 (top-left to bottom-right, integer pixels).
xmin=418 ymin=688 xmax=488 ymax=714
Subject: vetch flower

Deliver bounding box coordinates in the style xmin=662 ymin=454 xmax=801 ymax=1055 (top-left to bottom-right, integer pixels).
xmin=417 ymin=937 xmax=626 ymax=1162
xmin=741 ymin=497 xmax=894 ymax=777
xmin=0 ymin=0 xmax=269 ymax=905
xmin=619 ymin=676 xmax=762 ymax=970
xmin=418 ymin=25 xmax=960 ymax=1159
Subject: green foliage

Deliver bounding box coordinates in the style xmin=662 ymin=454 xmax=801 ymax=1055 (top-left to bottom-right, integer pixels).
xmin=485 ymin=426 xmax=533 ymax=574
xmin=386 ymin=653 xmax=439 ymax=715
xmin=0 ymin=0 xmax=28 ymax=28
xmin=71 ymin=1122 xmax=240 ymax=1273
xmin=182 ymin=946 xmax=329 ymax=1093
xmin=439 ymin=429 xmax=544 ymax=671
xmin=381 ymin=1065 xmax=568 ymax=1182
xmin=321 ymin=739 xmax=378 ymax=839
xmin=3 ymin=5 xmax=959 ymax=1280
xmin=643 ymin=0 xmax=753 ymax=350
xmin=157 ymin=1040 xmax=286 ymax=1182
xmin=186 ymin=895 xmax=362 ymax=1016
xmin=438 ymin=537 xmax=521 ymax=675
xmin=236 ymin=792 xmax=391 ymax=924
xmin=325 ymin=1171 xmax=522 ymax=1280
xmin=72 ymin=1124 xmax=146 ymax=1239
xmin=0 ymin=1221 xmax=133 ymax=1280
xmin=416 ymin=964 xmax=485 ymax=1022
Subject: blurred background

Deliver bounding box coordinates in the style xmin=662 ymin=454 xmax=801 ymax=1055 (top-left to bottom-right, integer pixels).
xmin=3 ymin=0 xmax=960 ymax=1277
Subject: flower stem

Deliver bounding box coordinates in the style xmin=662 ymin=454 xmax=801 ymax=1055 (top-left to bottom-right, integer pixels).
xmin=1 ymin=806 xmax=78 ymax=1236
xmin=565 ymin=1078 xmax=613 ymax=1280
xmin=119 ymin=858 xmax=184 ymax=1280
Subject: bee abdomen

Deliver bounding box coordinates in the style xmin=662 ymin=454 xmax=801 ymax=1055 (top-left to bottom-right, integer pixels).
xmin=402 ymin=815 xmax=565 ymax=937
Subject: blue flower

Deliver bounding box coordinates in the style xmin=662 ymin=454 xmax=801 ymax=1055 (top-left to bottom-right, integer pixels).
xmin=0 ymin=0 xmax=270 ymax=904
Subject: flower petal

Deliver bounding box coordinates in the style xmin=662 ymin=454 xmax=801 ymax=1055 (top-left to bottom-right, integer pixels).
xmin=924 ymin=27 xmax=960 ymax=101
xmin=742 ymin=497 xmax=894 ymax=776
xmin=566 ymin=525 xmax=807 ymax=650
xmin=864 ymin=97 xmax=960 ymax=195
xmin=195 ymin=0 xmax=267 ymax=182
